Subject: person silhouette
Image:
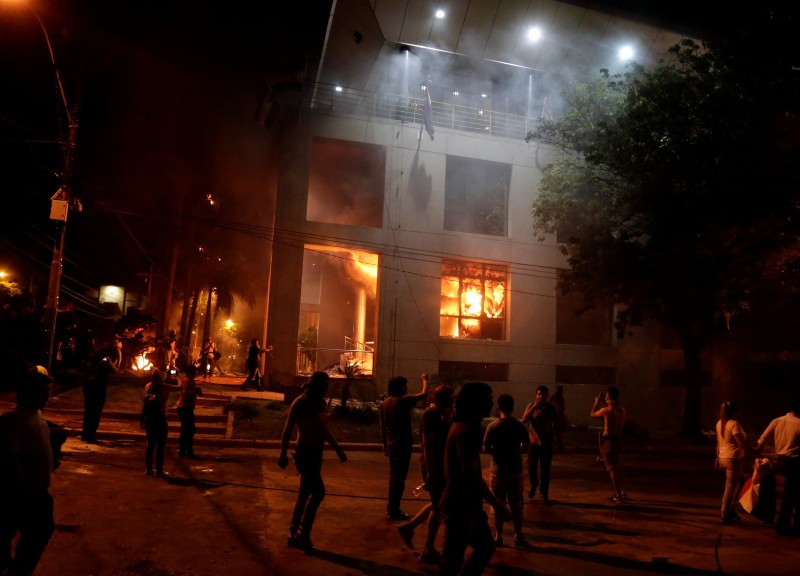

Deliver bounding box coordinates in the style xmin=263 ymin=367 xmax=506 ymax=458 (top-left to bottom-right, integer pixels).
xmin=439 ymin=381 xmax=512 ymax=576
xmin=241 ymin=339 xmax=270 ymax=391
xmin=277 ymin=371 xmax=347 ymax=550
xmin=0 ymin=365 xmax=59 ymax=575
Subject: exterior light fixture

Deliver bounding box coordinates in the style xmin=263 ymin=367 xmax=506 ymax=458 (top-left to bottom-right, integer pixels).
xmin=618 ymin=45 xmax=634 ymax=61
xmin=435 ymin=9 xmax=445 ymax=19
xmin=527 ymin=27 xmax=542 ymax=42
xmin=452 ymin=91 xmax=459 ymax=96
xmin=335 ymin=86 xmax=343 ymax=92
xmin=481 ymin=93 xmax=488 ymax=98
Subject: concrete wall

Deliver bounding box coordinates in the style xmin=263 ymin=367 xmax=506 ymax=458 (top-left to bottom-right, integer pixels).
xmin=265 ymin=109 xmax=700 ymax=431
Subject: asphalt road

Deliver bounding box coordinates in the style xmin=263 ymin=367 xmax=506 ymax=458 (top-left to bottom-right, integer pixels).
xmin=31 ymin=436 xmax=797 ymax=576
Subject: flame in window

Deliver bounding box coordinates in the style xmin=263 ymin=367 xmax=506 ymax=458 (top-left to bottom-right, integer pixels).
xmin=440 ymin=261 xmax=507 ymax=339
xmin=462 ymin=283 xmax=483 ymax=316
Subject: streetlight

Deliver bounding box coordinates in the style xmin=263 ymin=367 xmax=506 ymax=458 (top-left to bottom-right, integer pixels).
xmin=10 ymin=2 xmax=79 ymax=372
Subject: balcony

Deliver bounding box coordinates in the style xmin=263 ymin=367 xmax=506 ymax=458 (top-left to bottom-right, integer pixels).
xmin=310 ymin=83 xmax=539 ymax=141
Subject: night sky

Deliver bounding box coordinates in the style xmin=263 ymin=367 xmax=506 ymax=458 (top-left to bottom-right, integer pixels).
xmin=1 ymin=0 xmax=331 ymax=322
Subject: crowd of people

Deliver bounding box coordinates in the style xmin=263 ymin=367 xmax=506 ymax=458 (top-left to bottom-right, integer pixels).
xmin=2 ymin=351 xmax=799 ymax=576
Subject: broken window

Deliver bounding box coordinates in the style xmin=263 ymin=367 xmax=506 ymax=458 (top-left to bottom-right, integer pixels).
xmin=440 ymin=259 xmax=507 ymax=340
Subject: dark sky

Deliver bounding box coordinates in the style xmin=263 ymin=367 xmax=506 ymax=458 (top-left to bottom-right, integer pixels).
xmin=1 ymin=0 xmax=332 ymax=323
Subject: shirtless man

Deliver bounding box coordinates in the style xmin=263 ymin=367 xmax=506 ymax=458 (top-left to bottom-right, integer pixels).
xmin=590 ymin=386 xmax=627 ymax=502
xmin=278 ymin=371 xmax=347 ymax=550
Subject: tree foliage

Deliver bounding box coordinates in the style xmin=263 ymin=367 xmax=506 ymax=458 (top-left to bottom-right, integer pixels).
xmin=527 ymin=21 xmax=800 ymax=434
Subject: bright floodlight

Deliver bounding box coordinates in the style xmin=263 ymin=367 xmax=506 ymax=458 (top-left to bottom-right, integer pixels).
xmin=527 ymin=27 xmax=542 ymax=42
xmin=335 ymin=86 xmax=343 ymax=92
xmin=618 ymin=45 xmax=634 ymax=61
xmin=435 ymin=9 xmax=445 ymax=19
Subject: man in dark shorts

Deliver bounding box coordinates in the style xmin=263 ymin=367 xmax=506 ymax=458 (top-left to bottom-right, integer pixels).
xmin=278 ymin=371 xmax=347 ymax=550
xmin=590 ymin=386 xmax=627 ymax=502
xmin=380 ymin=372 xmax=430 ymax=520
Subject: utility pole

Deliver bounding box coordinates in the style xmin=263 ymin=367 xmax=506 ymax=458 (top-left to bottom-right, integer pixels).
xmin=25 ymin=6 xmax=81 ymax=373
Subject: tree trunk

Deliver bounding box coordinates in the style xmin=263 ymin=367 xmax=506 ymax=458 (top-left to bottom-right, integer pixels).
xmin=178 ymin=263 xmax=193 ymax=341
xmin=185 ymin=288 xmax=201 ymax=352
xmin=680 ymin=339 xmax=704 ymax=437
xmin=202 ymin=286 xmax=213 ymax=344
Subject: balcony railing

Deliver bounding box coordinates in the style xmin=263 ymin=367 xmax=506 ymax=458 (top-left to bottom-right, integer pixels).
xmin=297 ymin=341 xmax=374 ymax=377
xmin=310 ymin=83 xmax=538 ymax=141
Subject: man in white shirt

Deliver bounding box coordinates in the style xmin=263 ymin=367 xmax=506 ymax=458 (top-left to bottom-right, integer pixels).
xmin=756 ymin=397 xmax=800 ymax=536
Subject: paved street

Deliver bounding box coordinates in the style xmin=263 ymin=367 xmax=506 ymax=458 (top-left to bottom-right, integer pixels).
xmin=32 ymin=434 xmax=797 ymax=576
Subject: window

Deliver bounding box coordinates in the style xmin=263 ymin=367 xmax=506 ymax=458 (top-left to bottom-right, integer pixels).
xmin=307 ymin=137 xmax=385 ymax=228
xmin=299 ymin=245 xmax=379 ymax=375
xmin=440 ymin=260 xmax=507 ymax=339
xmin=444 ymin=156 xmax=509 ymax=236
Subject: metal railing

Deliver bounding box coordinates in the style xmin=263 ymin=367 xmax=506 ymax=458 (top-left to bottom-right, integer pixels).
xmin=310 ymin=83 xmax=538 ymax=141
xmin=297 ymin=343 xmax=375 ymax=377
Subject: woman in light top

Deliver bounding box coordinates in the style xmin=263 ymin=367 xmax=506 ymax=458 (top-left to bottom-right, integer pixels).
xmin=716 ymin=401 xmax=746 ymax=523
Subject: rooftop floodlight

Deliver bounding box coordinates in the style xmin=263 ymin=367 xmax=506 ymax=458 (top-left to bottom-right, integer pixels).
xmin=527 ymin=26 xmax=542 ymax=42
xmin=618 ymin=45 xmax=634 ymax=61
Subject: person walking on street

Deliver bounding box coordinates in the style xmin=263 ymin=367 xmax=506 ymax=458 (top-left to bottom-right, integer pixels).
xmin=484 ymin=393 xmax=530 ymax=547
xmin=81 ymin=353 xmax=117 ymax=444
xmin=278 ymin=371 xmax=347 ymax=550
xmin=241 ymin=339 xmax=270 ymax=391
xmin=755 ymin=397 xmax=800 ymax=536
xmin=0 ymin=365 xmax=58 ymax=576
xmin=141 ymin=370 xmax=180 ymax=478
xmin=380 ymin=372 xmax=430 ymax=521
xmin=590 ymin=386 xmax=627 ymax=502
xmin=176 ymin=364 xmax=203 ymax=458
xmin=439 ymin=381 xmax=512 ymax=576
xmin=715 ymin=401 xmax=746 ymax=523
xmin=396 ymin=384 xmax=455 ymax=564
xmin=521 ymin=385 xmax=561 ymax=503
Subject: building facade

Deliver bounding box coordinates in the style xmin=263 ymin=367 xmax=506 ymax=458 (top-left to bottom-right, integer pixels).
xmin=262 ymin=0 xmax=780 ymax=433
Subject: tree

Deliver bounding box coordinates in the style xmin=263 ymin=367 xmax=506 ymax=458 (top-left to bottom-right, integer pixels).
xmin=526 ymin=18 xmax=800 ymax=436
xmin=0 ymin=277 xmax=43 ymax=378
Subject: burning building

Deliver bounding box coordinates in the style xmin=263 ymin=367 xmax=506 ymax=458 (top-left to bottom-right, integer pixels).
xmin=262 ymin=0 xmax=720 ymax=431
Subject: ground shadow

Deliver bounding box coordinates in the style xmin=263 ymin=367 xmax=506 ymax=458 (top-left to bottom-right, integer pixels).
xmin=494 ymin=544 xmax=723 ymax=575
xmin=309 ymin=548 xmax=425 ymax=576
